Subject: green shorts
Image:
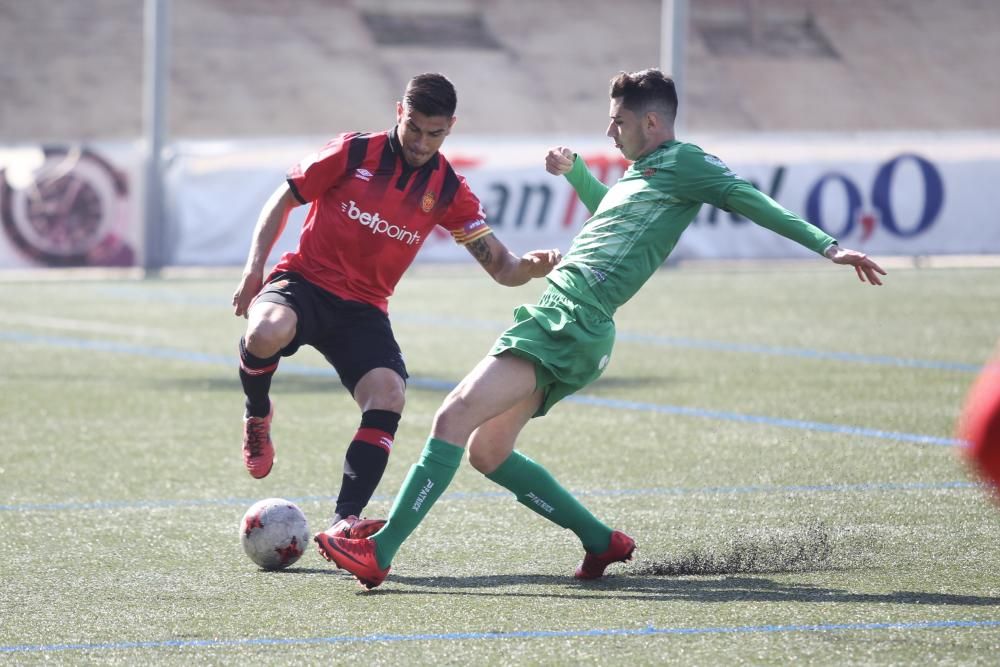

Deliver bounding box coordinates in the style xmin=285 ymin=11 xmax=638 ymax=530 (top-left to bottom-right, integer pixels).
xmin=490 ymin=285 xmax=615 ymax=417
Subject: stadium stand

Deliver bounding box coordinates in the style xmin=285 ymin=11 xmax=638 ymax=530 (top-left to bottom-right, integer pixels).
xmin=1 ymin=0 xmax=999 ymax=142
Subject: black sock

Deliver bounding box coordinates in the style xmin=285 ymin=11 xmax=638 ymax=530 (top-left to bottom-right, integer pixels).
xmin=333 ymin=409 xmax=401 ymax=521
xmin=238 ymin=337 xmax=280 ymax=418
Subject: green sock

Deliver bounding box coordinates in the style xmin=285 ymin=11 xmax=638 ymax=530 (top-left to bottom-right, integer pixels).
xmin=371 ymin=437 xmax=464 ymax=568
xmin=485 ymin=450 xmax=612 ymax=553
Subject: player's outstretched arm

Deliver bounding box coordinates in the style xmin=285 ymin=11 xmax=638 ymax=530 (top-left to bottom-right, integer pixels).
xmin=232 ymin=183 xmax=299 ymax=317
xmin=465 ymin=234 xmax=561 ymax=286
xmin=823 ymin=244 xmax=887 ymax=286
xmin=720 ymin=182 xmax=886 ymax=286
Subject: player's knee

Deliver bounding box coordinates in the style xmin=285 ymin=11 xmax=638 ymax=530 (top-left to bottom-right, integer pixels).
xmin=431 ymin=394 xmax=474 ymax=443
xmin=467 ymin=444 xmax=501 ymax=475
xmin=431 ymin=401 xmax=456 ymax=433
xmin=368 ymin=385 xmax=405 ymax=413
xmin=355 ymin=369 xmax=406 ymax=413
xmin=245 ymin=319 xmax=294 ymax=357
xmin=386 ymin=387 xmax=406 ymax=414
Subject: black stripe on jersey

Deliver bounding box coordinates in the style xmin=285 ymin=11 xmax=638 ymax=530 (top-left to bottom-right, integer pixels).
xmin=345 ymin=133 xmax=371 ymax=174
xmin=397 ymin=152 xmax=440 ymax=193
xmin=369 ymin=138 xmax=398 ymax=198
xmin=375 ymin=139 xmax=397 ymax=178
xmin=286 ymin=178 xmax=307 ymax=205
xmin=436 ymin=164 xmax=461 ymax=211
xmin=402 ymin=165 xmax=435 ymax=207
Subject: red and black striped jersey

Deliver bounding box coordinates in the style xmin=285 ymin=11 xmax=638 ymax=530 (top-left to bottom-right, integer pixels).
xmin=273 ymin=128 xmax=492 ymax=312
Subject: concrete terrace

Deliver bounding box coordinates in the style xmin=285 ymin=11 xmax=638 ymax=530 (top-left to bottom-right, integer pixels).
xmin=1 ymin=0 xmax=998 ymax=143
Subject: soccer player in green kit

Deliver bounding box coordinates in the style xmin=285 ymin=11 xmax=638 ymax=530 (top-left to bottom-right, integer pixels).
xmin=315 ymin=68 xmax=887 ymax=588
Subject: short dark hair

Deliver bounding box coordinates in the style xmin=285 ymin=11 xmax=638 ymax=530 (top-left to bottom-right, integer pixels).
xmin=404 ymin=73 xmax=457 ymax=117
xmin=610 ymin=68 xmax=677 ymax=122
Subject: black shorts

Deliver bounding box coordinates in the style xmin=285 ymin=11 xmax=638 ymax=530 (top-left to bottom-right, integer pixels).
xmin=252 ymin=271 xmax=408 ymax=394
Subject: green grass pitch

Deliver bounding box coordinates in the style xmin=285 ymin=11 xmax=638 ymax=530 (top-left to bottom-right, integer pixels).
xmin=2 ymin=263 xmax=999 ymax=665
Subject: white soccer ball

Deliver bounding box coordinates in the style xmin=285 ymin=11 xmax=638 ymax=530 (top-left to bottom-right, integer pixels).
xmin=240 ymin=498 xmax=310 ymax=570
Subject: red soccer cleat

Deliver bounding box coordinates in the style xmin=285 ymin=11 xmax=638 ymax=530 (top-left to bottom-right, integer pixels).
xmin=325 ymin=516 xmax=387 ymax=540
xmin=314 ymin=534 xmax=390 ymax=589
xmin=959 ymin=359 xmax=1000 ymax=498
xmin=242 ymin=402 xmax=275 ymax=479
xmin=349 ymin=518 xmax=386 ymax=539
xmin=574 ymin=530 xmax=636 ymax=580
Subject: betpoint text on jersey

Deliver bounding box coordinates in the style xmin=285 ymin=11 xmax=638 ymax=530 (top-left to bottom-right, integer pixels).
xmin=341 ymin=200 xmax=422 ymax=245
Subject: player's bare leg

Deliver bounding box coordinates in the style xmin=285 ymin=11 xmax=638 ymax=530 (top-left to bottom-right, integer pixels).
xmin=240 ymin=302 xmax=296 ymax=478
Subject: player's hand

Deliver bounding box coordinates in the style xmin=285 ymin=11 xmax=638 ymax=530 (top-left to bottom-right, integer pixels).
xmin=824 ymin=245 xmax=886 ymax=286
xmin=522 ymin=248 xmax=562 ymax=277
xmin=233 ymin=272 xmax=264 ymax=317
xmin=545 ymin=147 xmax=575 ymax=176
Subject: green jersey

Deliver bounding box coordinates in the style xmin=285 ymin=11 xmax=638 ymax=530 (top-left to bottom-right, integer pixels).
xmin=547 ymin=141 xmax=836 ymax=317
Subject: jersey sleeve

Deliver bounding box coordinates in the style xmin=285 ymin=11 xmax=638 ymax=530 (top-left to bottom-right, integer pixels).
xmin=437 ymin=174 xmax=494 ymax=245
xmin=675 ymin=144 xmax=835 ymax=254
xmin=672 ymin=143 xmax=744 ymax=208
xmin=565 ymin=155 xmax=610 ymax=214
xmin=286 ymin=133 xmax=355 ymax=204
xmin=723 ymin=182 xmax=836 ymax=255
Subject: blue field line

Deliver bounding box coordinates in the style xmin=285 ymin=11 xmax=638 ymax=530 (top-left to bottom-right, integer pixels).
xmin=391 ymin=313 xmax=983 ymax=373
xmin=0 ymin=480 xmax=982 ymax=514
xmin=3 ymin=618 xmax=998 ymax=654
xmin=0 ymin=331 xmax=324 ymax=374
xmin=566 ymin=395 xmax=965 ymax=447
xmin=0 ymin=331 xmax=965 ymax=448
xmin=61 ymin=288 xmax=992 ymax=373
xmin=615 ymin=332 xmax=984 ymax=373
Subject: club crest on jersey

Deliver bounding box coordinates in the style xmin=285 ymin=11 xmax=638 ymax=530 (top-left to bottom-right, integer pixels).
xmin=421 ymin=191 xmax=437 ymax=213
xmin=354 ymin=168 xmax=373 ymax=182
xmin=643 ymin=167 xmax=656 ymax=177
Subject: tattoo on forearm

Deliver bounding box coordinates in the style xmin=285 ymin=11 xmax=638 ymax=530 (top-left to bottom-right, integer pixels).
xmin=467 ymin=238 xmax=493 ymax=267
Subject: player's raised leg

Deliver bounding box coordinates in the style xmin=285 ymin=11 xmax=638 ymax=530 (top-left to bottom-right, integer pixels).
xmin=239 ymin=301 xmax=296 ymax=478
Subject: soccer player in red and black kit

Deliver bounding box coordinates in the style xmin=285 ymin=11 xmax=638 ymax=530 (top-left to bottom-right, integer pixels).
xmin=231 ymin=73 xmax=561 ymax=539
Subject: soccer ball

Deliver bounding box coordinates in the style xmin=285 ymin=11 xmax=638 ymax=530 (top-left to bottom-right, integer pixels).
xmin=240 ymin=498 xmax=310 ymax=570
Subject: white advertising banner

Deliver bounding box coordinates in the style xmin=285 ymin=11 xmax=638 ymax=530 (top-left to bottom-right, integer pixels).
xmin=3 ymin=133 xmax=998 ymax=270
xmin=165 ymin=132 xmax=1000 ymax=267
xmin=0 ymin=143 xmax=144 ymax=268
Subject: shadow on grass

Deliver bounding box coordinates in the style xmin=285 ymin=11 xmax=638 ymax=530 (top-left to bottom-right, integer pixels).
xmin=148 ymin=376 xmax=339 ymax=394
xmin=288 ymin=523 xmax=1000 ymax=606
xmin=278 ymin=562 xmax=1000 ymax=607
xmin=376 ymin=573 xmax=1000 ymax=607
xmin=271 ymin=567 xmax=348 ymax=576
xmin=150 ymin=370 xmax=677 ymax=394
